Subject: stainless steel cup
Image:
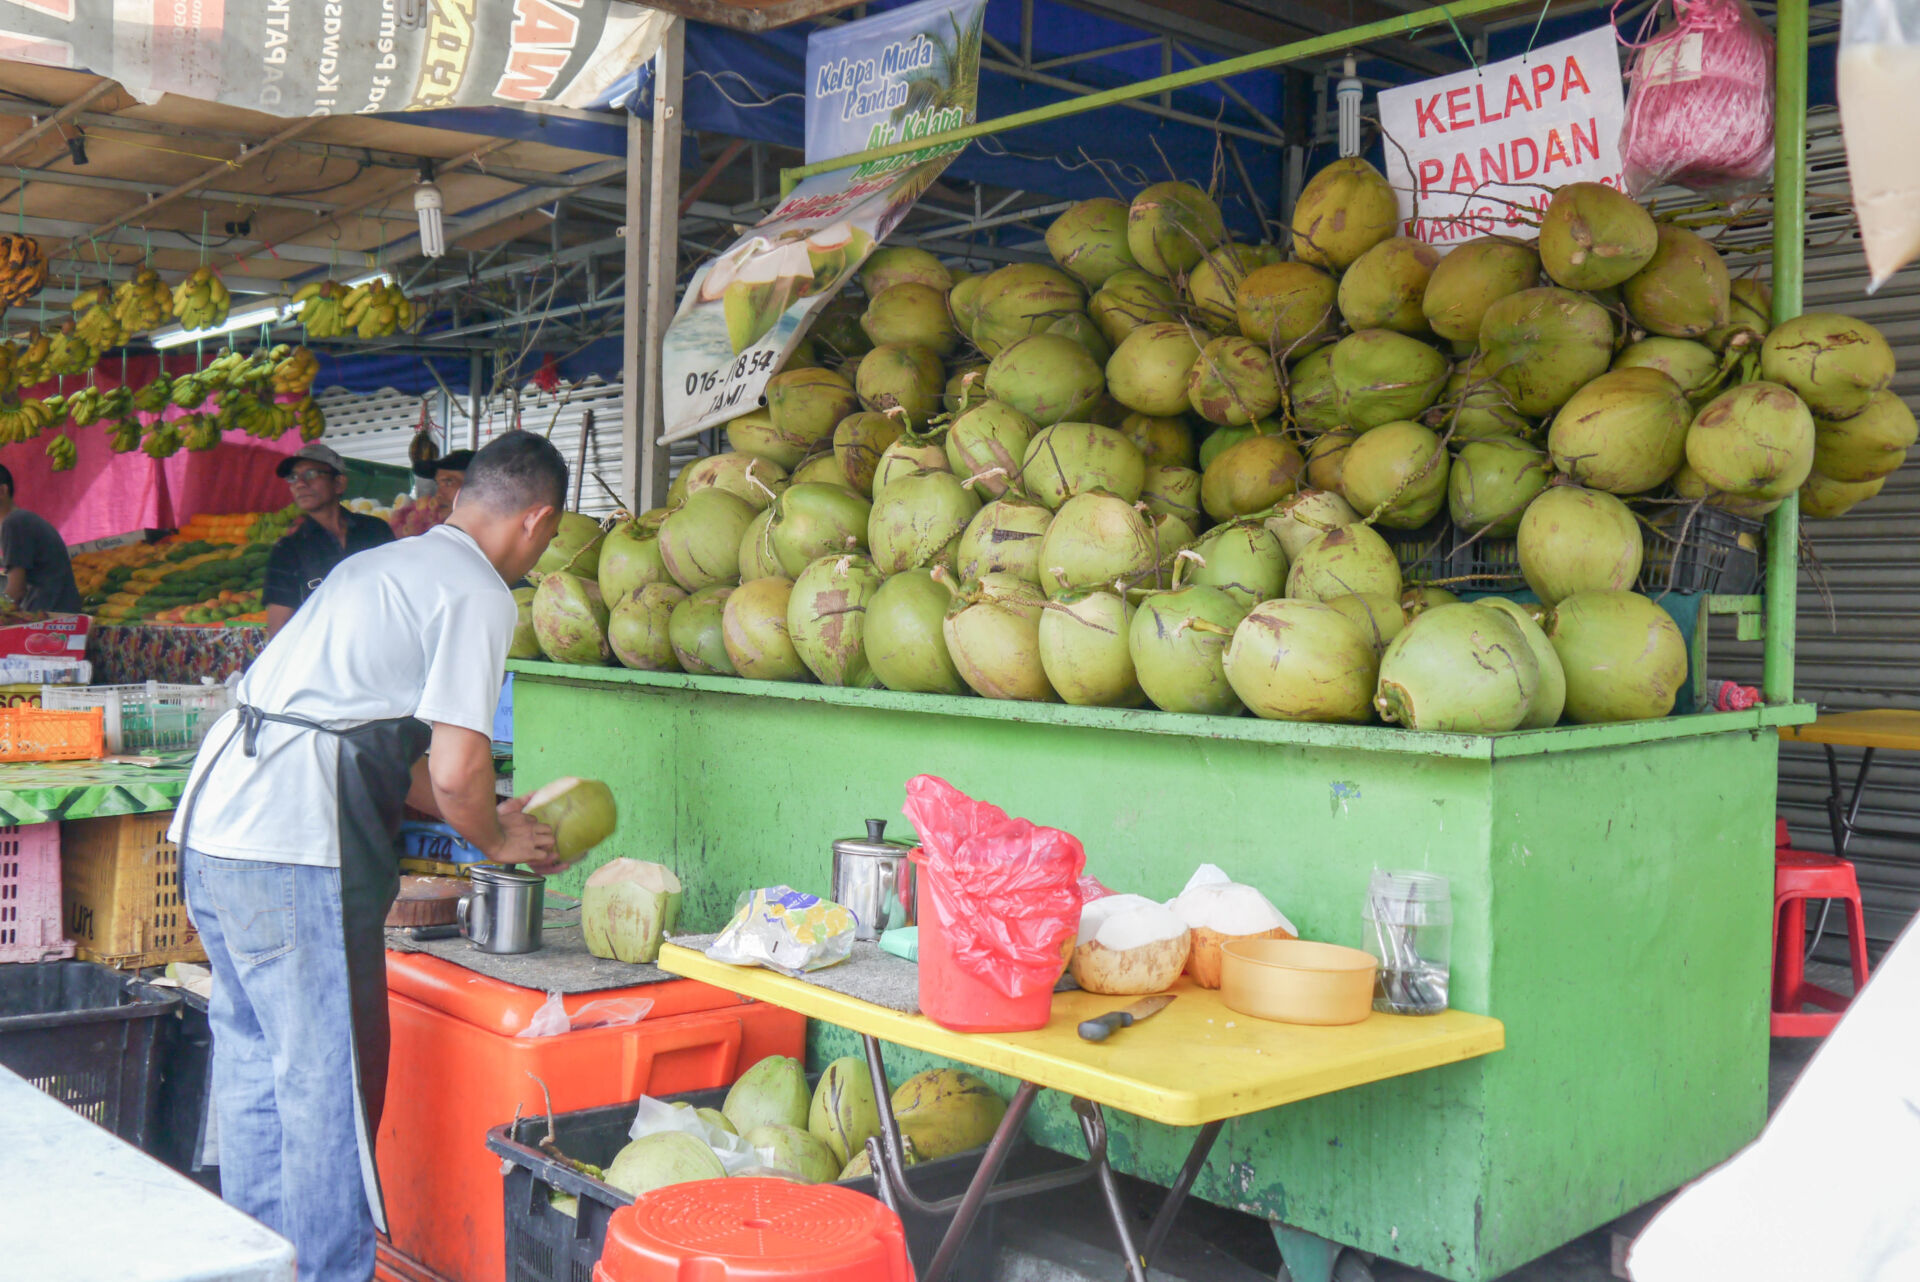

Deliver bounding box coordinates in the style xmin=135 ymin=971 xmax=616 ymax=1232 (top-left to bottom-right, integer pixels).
xmin=831 ymin=819 xmax=916 ymax=942
xmin=457 ymin=864 xmax=545 ymax=954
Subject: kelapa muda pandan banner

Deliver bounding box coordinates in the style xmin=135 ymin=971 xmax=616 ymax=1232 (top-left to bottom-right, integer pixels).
xmin=0 ymin=1 xmax=664 ymax=115
xmin=660 ymin=0 xmax=987 ymax=444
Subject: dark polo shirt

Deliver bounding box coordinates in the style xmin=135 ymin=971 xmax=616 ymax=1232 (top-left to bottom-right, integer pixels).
xmin=264 ymin=510 xmax=397 ymax=612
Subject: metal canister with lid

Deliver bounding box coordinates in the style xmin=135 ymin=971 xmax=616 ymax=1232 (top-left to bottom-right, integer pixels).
xmin=456 ymin=864 xmax=546 ymax=954
xmin=831 ymin=819 xmax=917 ymax=942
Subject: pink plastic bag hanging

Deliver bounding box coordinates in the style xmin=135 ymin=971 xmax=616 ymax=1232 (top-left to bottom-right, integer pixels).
xmin=902 ymin=775 xmax=1086 ymax=1003
xmin=1618 ymin=0 xmax=1776 ymax=198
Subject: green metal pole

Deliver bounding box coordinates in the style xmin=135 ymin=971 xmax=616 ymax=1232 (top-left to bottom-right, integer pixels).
xmin=1764 ymin=0 xmax=1806 ymax=704
xmin=779 ymin=0 xmax=1520 ymax=195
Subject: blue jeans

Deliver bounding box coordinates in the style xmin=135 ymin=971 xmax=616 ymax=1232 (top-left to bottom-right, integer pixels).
xmin=182 ymin=847 xmax=375 ymax=1282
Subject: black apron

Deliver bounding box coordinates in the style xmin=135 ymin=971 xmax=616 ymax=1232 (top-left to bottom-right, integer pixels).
xmin=180 ymin=703 xmax=434 ymax=1231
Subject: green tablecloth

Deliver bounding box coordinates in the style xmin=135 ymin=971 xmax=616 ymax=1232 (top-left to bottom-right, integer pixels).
xmin=0 ymin=753 xmax=191 ymax=825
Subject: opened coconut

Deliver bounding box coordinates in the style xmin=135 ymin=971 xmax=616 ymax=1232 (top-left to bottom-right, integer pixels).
xmin=1070 ymin=893 xmax=1191 ymax=995
xmin=582 ymin=859 xmax=682 ymax=963
xmin=525 ymin=777 xmax=618 ymax=864
xmin=1170 ymin=880 xmax=1298 ymax=987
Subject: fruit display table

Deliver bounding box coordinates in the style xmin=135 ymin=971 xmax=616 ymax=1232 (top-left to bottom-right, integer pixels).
xmin=511 ymin=659 xmax=1809 ymax=1281
xmin=658 ymin=943 xmax=1503 ymax=1282
xmin=0 ymin=753 xmax=192 ymax=825
xmin=85 ymin=622 xmax=265 ymax=686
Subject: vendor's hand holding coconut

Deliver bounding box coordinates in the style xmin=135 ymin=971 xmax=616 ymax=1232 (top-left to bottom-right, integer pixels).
xmin=493 ymin=792 xmax=567 ymax=874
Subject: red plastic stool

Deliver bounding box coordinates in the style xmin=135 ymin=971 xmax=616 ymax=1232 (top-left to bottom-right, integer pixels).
xmin=1771 ymin=819 xmax=1871 ymax=1037
xmin=593 ymin=1178 xmax=915 ymax=1281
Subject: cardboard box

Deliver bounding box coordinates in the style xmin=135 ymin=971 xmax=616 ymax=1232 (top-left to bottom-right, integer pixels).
xmin=0 ymin=613 xmax=90 ymax=659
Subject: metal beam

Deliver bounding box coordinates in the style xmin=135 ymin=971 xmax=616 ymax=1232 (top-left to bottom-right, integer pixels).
xmin=65 ymin=116 xmax=324 ymax=254
xmin=0 ymin=79 xmax=119 ymax=166
xmin=977 ymin=54 xmax=1286 ymax=147
xmin=1764 ymin=0 xmax=1807 ymax=705
xmin=0 ymin=165 xmax=370 ymax=216
xmin=0 ymin=101 xmax=620 ymax=190
xmin=638 ymin=19 xmax=684 ymax=494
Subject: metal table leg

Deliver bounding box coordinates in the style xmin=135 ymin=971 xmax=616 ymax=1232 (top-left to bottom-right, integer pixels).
xmin=855 ymin=1035 xmax=1229 ymax=1282
xmin=1809 ymin=746 xmax=1876 ymax=961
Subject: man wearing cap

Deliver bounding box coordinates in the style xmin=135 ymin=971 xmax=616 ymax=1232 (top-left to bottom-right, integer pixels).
xmin=415 ymin=448 xmax=473 ymax=519
xmin=266 ymin=443 xmax=395 ymax=638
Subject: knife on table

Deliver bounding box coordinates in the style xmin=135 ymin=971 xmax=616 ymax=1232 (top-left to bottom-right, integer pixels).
xmin=1077 ymin=994 xmax=1175 ymax=1042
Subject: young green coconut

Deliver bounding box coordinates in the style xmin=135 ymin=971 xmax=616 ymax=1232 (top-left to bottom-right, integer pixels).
xmin=582 ymin=859 xmax=682 ymax=963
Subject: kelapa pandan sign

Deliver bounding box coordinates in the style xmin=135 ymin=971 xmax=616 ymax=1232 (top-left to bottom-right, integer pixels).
xmin=1378 ymin=28 xmax=1627 ymax=244
xmin=660 ymin=0 xmax=987 ymax=443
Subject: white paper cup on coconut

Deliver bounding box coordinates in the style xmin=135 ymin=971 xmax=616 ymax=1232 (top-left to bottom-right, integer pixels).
xmin=1168 ymin=865 xmax=1297 ymax=989
xmin=1069 ymin=893 xmax=1191 ymax=995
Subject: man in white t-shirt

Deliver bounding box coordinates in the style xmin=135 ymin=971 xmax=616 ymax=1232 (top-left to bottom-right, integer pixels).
xmin=171 ymin=431 xmax=569 ymax=1282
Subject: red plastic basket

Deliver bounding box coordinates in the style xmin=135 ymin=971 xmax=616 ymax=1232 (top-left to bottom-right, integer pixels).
xmin=0 ymin=823 xmax=71 ymax=964
xmin=0 ymin=705 xmax=103 ymax=762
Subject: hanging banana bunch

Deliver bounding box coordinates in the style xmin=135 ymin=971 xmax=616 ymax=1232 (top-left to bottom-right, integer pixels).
xmin=71 ymin=283 xmax=125 ymax=349
xmin=132 ymin=376 xmax=172 ymax=414
xmin=107 ymin=416 xmax=141 ymax=454
xmin=13 ymin=328 xmax=50 ymax=388
xmin=66 ymin=386 xmax=103 ymax=427
xmin=181 ymin=413 xmax=221 ymax=451
xmin=112 ymin=268 xmax=171 ymax=334
xmin=295 ymin=395 xmax=325 ymax=442
xmin=295 ymin=280 xmax=351 ymax=339
xmin=172 ymin=265 xmax=232 ymax=330
xmin=0 ymin=343 xmax=18 ymax=398
xmin=343 ymin=278 xmax=414 ymax=340
xmin=0 ymin=234 xmax=48 ymax=308
xmin=270 ymin=346 xmax=319 ymax=395
xmin=0 ymin=396 xmax=59 ymax=444
xmin=46 ymin=323 xmax=97 ymax=378
xmin=141 ymin=422 xmax=183 ymax=458
xmin=43 ymin=432 xmax=76 ymax=472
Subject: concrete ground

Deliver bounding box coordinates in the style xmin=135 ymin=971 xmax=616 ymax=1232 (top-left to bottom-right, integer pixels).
xmin=989 ymin=963 xmax=1848 ymax=1282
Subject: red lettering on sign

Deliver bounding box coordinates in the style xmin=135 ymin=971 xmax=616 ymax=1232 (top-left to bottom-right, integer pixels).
xmin=1571 ymin=117 xmax=1599 ymax=163
xmin=1450 ymin=151 xmax=1477 ymax=190
xmin=1416 ymin=93 xmax=1448 ymax=137
xmin=1417 ymin=157 xmax=1445 ymax=191
xmin=1531 ymin=62 xmax=1555 ymax=108
xmin=1561 ymin=55 xmax=1590 ymax=100
xmin=512 ymin=0 xmax=578 ymax=46
xmin=1479 ymin=145 xmax=1507 ymax=185
xmin=1542 ymin=128 xmax=1573 ymax=173
xmin=1474 ymin=82 xmax=1504 ymax=125
xmin=496 ymin=47 xmax=568 ymax=101
xmin=1446 ymin=87 xmax=1473 ymax=131
xmin=1503 ymin=74 xmax=1532 ymax=117
xmin=1511 ymin=136 xmax=1541 ymax=180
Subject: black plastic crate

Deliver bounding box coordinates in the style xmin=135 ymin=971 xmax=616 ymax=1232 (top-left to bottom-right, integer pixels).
xmin=1381 ymin=513 xmax=1453 ymax=586
xmin=154 ymin=987 xmax=220 ymax=1192
xmin=486 ymin=1080 xmax=1004 ymax=1282
xmin=1443 ymin=528 xmax=1527 ymax=593
xmin=0 ymin=960 xmax=180 ymax=1148
xmin=1638 ymin=503 xmax=1765 ymax=595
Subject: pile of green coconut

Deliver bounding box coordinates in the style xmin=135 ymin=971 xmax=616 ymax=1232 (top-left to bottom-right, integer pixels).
xmin=517 ymin=158 xmax=1913 ymax=733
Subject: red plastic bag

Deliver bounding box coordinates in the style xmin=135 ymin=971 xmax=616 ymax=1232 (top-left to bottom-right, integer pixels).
xmin=1618 ymin=0 xmax=1776 ymax=198
xmin=902 ymin=775 xmax=1086 ymax=1002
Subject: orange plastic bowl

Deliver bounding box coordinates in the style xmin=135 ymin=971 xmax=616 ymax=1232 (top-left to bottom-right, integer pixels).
xmin=1219 ymin=938 xmax=1378 ymax=1026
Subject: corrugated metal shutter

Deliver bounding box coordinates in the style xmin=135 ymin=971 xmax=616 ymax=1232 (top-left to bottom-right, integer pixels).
xmin=1711 ymin=109 xmax=1920 ymax=950
xmin=320 ymin=378 xmax=705 ymax=520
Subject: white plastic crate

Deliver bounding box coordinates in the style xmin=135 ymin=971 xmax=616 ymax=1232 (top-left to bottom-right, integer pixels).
xmin=39 ymin=681 xmax=235 ymax=755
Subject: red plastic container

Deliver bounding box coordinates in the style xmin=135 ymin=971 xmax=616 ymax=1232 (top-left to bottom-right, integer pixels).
xmin=915 ymin=858 xmax=1057 ymax=1033
xmin=594 ymin=1179 xmax=914 ymax=1282
xmin=376 ymin=950 xmax=806 ymax=1282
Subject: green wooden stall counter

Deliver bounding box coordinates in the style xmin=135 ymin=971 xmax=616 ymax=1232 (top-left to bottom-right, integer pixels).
xmin=510 ymin=660 xmax=1809 ymax=1281
xmin=0 ymin=753 xmax=192 ymax=825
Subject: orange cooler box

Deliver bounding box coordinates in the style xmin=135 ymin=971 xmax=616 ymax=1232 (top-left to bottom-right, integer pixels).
xmin=377 ymin=950 xmax=806 ymax=1282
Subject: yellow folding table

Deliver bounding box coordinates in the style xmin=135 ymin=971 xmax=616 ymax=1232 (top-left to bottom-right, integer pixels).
xmin=1782 ymin=710 xmax=1920 ymax=856
xmin=658 ymin=943 xmax=1503 ymax=1282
